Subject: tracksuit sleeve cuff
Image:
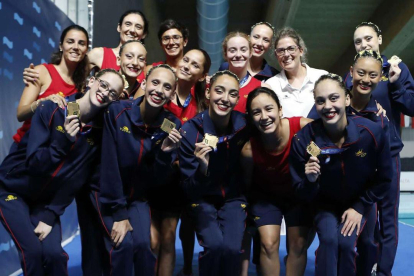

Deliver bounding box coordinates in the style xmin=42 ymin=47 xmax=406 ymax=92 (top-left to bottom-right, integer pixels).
xmin=38 ymin=209 xmax=57 ymax=227
xmin=352 ymin=201 xmax=366 ymax=215
xmin=113 ymin=207 xmax=128 ymax=222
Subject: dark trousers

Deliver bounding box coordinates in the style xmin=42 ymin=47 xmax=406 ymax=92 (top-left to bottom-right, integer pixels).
xmin=76 ymin=188 xmax=108 ymax=276
xmin=377 ymin=156 xmax=400 ymax=276
xmin=0 ymin=186 xmax=68 ymax=276
xmin=91 ymin=191 xmax=156 ymax=276
xmin=188 ymin=197 xmax=246 ymax=276
xmin=356 ymin=204 xmax=378 ymax=276
xmin=315 ymin=210 xmax=367 ymax=276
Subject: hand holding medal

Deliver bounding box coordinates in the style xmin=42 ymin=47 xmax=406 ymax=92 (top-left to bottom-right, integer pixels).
xmin=305 ymin=141 xmax=321 ymax=182
xmin=160 ymin=118 xmax=182 ymax=152
xmin=388 ymin=55 xmax=402 ymax=83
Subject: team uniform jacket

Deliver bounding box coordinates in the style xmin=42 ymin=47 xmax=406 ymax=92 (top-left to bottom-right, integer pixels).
xmin=289 ymin=116 xmax=392 ymax=215
xmin=179 ymin=110 xmax=249 ymax=200
xmin=219 ymin=59 xmax=279 ymax=81
xmin=99 ymin=96 xmax=181 ymax=221
xmin=0 ymin=94 xmax=101 ymax=226
xmin=344 ymin=55 xmax=414 ymax=156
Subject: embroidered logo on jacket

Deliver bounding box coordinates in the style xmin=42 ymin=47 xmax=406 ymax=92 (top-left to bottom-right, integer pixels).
xmin=191 ymin=203 xmax=199 ymax=208
xmin=56 ymin=126 xmax=65 ymax=133
xmin=241 ymin=204 xmax=246 ymax=209
xmin=5 ymin=195 xmax=17 ymax=201
xmin=182 ymin=117 xmax=188 ymax=122
xmin=120 ymin=126 xmax=131 ymax=133
xmin=355 ymin=149 xmax=367 ymax=157
xmin=87 ymin=138 xmax=94 ymax=146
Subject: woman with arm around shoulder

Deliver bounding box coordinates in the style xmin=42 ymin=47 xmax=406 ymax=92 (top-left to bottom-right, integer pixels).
xmin=289 ymin=74 xmax=392 ymax=276
xmin=23 ymin=10 xmax=149 ymax=85
xmin=13 ymin=25 xmax=89 ymax=151
xmin=265 ymin=27 xmax=328 ymax=118
xmin=240 ymin=87 xmax=312 ymax=276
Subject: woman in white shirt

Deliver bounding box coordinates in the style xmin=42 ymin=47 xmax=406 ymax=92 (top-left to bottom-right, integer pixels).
xmin=266 ymin=27 xmax=327 ymax=117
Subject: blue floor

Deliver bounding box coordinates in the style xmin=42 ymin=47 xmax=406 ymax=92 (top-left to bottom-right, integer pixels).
xmin=55 ymin=221 xmax=414 ymax=276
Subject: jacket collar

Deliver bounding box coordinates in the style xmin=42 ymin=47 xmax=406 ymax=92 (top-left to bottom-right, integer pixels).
xmin=347 ymin=95 xmax=378 ymax=115
xmin=131 ymin=96 xmax=169 ymax=127
xmin=311 ymin=116 xmax=360 ymax=148
xmin=201 ymin=110 xmax=246 ymax=137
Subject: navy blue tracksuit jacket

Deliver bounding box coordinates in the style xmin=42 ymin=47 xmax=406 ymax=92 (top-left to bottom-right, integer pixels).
xmin=290 ymin=116 xmax=392 ymax=215
xmin=179 ymin=110 xmax=249 ymax=201
xmin=0 ymin=94 xmax=101 ymax=225
xmin=0 ymin=94 xmax=102 ymax=276
xmin=99 ymin=96 xmax=181 ymax=221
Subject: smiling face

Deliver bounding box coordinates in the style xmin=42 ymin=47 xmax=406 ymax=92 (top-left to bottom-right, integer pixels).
xmin=353 ymin=26 xmax=382 ymax=53
xmin=226 ymin=36 xmax=252 ymax=69
xmin=161 ymin=28 xmax=187 ymax=58
xmin=144 ymin=67 xmax=176 ymax=107
xmin=89 ymin=72 xmax=124 ymax=107
xmin=250 ymin=93 xmax=282 ymax=134
xmin=118 ymin=42 xmax=147 ymax=79
xmin=250 ymin=24 xmax=273 ymax=58
xmin=117 ymin=13 xmax=146 ymax=43
xmin=60 ymin=29 xmax=88 ymax=64
xmin=275 ymin=36 xmax=303 ymax=72
xmin=176 ymin=50 xmax=206 ymax=83
xmin=314 ymin=79 xmax=350 ymax=129
xmin=207 ymin=74 xmax=239 ymax=118
xmin=350 ymin=57 xmax=382 ymax=96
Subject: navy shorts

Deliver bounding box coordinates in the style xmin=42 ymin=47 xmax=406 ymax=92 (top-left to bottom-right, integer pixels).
xmin=249 ymin=199 xmax=311 ymax=228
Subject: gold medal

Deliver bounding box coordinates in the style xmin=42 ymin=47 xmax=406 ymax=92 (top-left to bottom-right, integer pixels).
xmin=160 ymin=118 xmax=176 ymax=133
xmin=306 ymin=141 xmax=321 ymax=157
xmin=203 ymin=133 xmax=219 ymax=150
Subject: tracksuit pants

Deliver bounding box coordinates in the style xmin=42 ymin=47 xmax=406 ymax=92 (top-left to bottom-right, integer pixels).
xmin=314 ymin=210 xmax=367 ymax=276
xmin=377 ymin=156 xmax=400 ymax=276
xmin=187 ymin=197 xmax=246 ymax=276
xmin=0 ymin=185 xmax=68 ymax=276
xmin=91 ymin=191 xmax=156 ymax=276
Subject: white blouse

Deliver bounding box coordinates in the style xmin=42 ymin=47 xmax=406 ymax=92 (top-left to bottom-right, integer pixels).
xmin=266 ymin=64 xmax=328 ymax=118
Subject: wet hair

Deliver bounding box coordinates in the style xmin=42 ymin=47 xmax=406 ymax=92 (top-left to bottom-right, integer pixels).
xmin=119 ymin=40 xmax=146 ymax=56
xmin=274 ymin=27 xmax=308 ymax=64
xmin=50 ymin=25 xmax=90 ymax=93
xmin=146 ymin=64 xmax=177 ymax=83
xmin=118 ymin=10 xmax=149 ymax=38
xmin=355 ymin=22 xmax=381 ymax=36
xmin=222 ymin=31 xmax=252 ymax=59
xmin=188 ymin=49 xmax=212 ymax=112
xmin=246 ymin=87 xmax=281 ymax=115
xmin=353 ymin=50 xmax=383 ymax=66
xmin=314 ymin=73 xmax=350 ymax=97
xmin=157 ymin=19 xmax=189 ymax=41
xmin=251 ymin=22 xmax=275 ymax=38
xmin=209 ymin=70 xmax=240 ymax=88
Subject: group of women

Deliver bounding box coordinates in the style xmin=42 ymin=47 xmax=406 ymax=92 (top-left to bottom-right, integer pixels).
xmin=1 ymin=8 xmax=413 ymax=276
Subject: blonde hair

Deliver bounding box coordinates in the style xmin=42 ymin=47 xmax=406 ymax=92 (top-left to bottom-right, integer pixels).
xmin=222 ymin=31 xmax=252 ymax=59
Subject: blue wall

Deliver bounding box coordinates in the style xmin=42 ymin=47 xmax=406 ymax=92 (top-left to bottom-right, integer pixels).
xmin=0 ymin=1 xmax=79 ymax=275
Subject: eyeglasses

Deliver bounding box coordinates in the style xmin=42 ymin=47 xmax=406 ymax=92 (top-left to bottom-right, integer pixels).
xmin=275 ymin=45 xmax=300 ymax=56
xmin=96 ymin=78 xmax=118 ymax=101
xmin=161 ymin=35 xmax=183 ymax=45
